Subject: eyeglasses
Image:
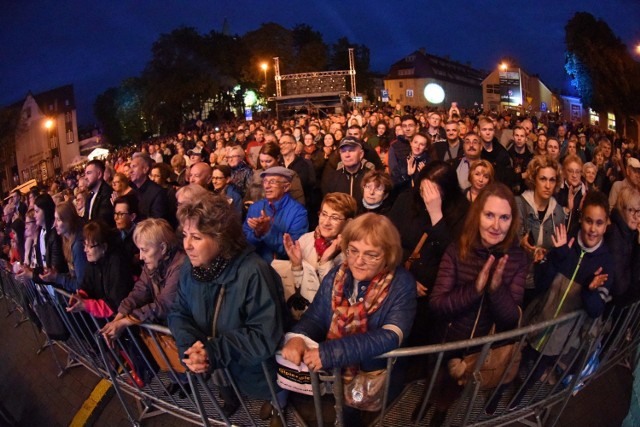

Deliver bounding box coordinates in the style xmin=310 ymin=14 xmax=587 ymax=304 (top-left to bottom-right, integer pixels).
xmin=262 ymin=179 xmax=287 ymax=186
xmin=364 ymin=184 xmax=385 ymax=194
xmin=345 ymin=246 xmax=382 ymax=264
xmin=114 ymin=212 xmax=130 ymax=218
xmin=565 ymin=168 xmax=582 ymax=175
xmin=83 ymin=242 xmax=100 ymax=249
xmin=318 ymin=211 xmax=345 ymax=224
xmin=626 ymin=207 xmax=640 ymax=217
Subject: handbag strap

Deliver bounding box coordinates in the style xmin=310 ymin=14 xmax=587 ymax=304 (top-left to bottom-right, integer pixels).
xmin=404 ymin=232 xmax=428 ymax=269
xmin=210 ymin=286 xmax=225 ymax=339
xmin=469 ymin=294 xmax=485 ymax=340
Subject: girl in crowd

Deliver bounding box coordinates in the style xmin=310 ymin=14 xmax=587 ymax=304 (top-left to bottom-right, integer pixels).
xmin=388 ymin=161 xmax=470 ymax=345
xmin=168 ymin=193 xmax=285 ymax=423
xmin=39 ymin=202 xmax=87 ymax=292
xmin=101 ymin=219 xmax=185 ymax=341
xmin=583 ymin=162 xmax=598 ymax=191
xmin=422 ymin=183 xmax=527 ymax=424
xmin=66 ymin=221 xmax=134 ymax=318
xmin=465 ymin=159 xmax=495 ymax=202
xmin=513 ymin=191 xmax=613 ymax=407
xmin=281 ymin=213 xmax=416 ymax=425
xmin=358 ymin=170 xmax=394 ymax=215
xmin=516 ymin=155 xmax=565 ymax=303
xmin=17 ymin=194 xmax=68 ymax=283
xmin=280 ymin=193 xmax=357 ymax=319
xmin=556 ymin=155 xmax=587 ymax=236
xmin=407 ymin=133 xmax=430 ymax=188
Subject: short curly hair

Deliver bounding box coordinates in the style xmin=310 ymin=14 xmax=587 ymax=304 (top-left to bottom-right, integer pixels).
xmin=176 ymin=192 xmax=246 ymax=260
xmin=525 ymin=155 xmax=562 ymax=192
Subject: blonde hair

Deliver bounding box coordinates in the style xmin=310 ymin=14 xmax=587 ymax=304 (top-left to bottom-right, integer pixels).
xmin=468 ymin=159 xmax=495 ymax=183
xmin=340 ymin=213 xmax=402 ymax=269
xmin=133 ymin=218 xmax=180 ymax=252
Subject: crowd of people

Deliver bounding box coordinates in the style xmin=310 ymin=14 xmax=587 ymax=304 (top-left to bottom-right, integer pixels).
xmin=1 ymin=104 xmax=639 ymax=426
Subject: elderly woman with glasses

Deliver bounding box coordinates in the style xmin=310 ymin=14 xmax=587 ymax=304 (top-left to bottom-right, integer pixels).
xmin=281 ymin=213 xmax=416 ymax=419
xmin=358 ymin=170 xmax=394 ymax=215
xmin=66 ymin=220 xmax=134 ymax=318
xmin=279 ymin=193 xmax=357 ymax=320
xmin=226 ymin=145 xmax=253 ymax=198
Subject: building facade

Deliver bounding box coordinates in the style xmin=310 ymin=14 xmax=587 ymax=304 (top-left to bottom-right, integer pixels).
xmin=384 ymin=50 xmax=484 ymax=109
xmin=14 ymin=85 xmax=80 ymax=187
xmin=482 ymin=66 xmax=560 ymax=114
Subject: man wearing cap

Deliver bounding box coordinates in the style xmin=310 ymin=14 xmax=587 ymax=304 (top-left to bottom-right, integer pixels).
xmin=321 ymin=137 xmax=375 ymax=203
xmin=609 ymin=157 xmax=640 ymax=209
xmin=243 ymin=166 xmax=308 ymax=262
xmin=577 ymin=132 xmax=593 ymax=163
xmin=188 ymin=147 xmax=205 ymax=165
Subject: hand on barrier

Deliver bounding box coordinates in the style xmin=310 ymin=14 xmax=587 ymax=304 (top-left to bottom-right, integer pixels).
xmin=302 ymin=347 xmax=323 ymax=373
xmin=281 ymin=336 xmax=306 ymax=366
xmin=39 ymin=267 xmax=58 ymax=283
xmin=183 ymin=340 xmax=209 ymax=373
xmin=100 ymin=314 xmax=135 ymax=347
xmin=66 ymin=293 xmax=86 ymax=313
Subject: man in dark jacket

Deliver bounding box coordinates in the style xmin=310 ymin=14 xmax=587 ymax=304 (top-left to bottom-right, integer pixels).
xmin=129 ymin=153 xmax=173 ymax=224
xmin=388 ymin=115 xmax=418 ymax=187
xmin=478 ymin=118 xmax=515 ymax=188
xmin=430 ymin=120 xmax=464 ymax=166
xmin=321 ymin=137 xmax=375 ymax=203
xmin=84 ymin=160 xmax=115 ymax=227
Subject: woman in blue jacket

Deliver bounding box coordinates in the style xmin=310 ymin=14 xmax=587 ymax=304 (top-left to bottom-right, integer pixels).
xmin=281 ymin=213 xmax=416 ymax=424
xmin=168 ymin=192 xmax=286 ymax=424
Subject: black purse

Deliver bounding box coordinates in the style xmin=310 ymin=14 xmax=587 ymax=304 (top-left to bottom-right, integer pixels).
xmin=33 ymin=288 xmax=70 ymax=341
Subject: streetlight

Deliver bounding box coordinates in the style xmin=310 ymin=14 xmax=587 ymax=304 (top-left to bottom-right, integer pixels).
xmin=260 ymin=63 xmax=268 ymax=94
xmin=500 ymin=62 xmax=508 ymax=72
xmin=44 ymin=118 xmax=54 ymax=129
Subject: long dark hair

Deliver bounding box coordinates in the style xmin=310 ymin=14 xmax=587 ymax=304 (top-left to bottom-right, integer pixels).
xmin=34 ymin=193 xmax=56 ymax=230
xmin=411 ymin=160 xmax=465 ymax=217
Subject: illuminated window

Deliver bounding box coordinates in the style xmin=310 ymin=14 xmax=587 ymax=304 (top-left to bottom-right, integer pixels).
xmin=406 ymin=89 xmax=414 ymax=98
xmin=607 ymin=113 xmax=616 ymax=131
xmin=589 ymin=109 xmax=599 ymax=126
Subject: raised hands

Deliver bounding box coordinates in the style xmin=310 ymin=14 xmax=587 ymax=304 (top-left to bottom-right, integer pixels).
xmin=551 ymin=224 xmax=575 ymax=249
xmin=246 ymin=209 xmax=272 ymax=237
xmin=283 ymin=233 xmax=302 ymax=268
xmin=588 ymin=267 xmax=609 ymax=290
xmin=475 ymin=254 xmax=509 ymax=294
xmin=420 ymin=179 xmax=443 ymax=224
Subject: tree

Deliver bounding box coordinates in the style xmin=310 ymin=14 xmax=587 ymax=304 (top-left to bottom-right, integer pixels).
xmin=94 ymin=79 xmax=147 ymax=145
xmin=142 ymin=27 xmax=224 ymax=133
xmin=565 ymin=12 xmax=640 ymax=133
xmin=291 ymin=24 xmax=328 ymax=72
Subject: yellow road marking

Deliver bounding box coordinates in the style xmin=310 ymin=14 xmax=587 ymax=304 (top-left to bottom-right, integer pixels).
xmin=69 ymin=378 xmax=113 ymax=427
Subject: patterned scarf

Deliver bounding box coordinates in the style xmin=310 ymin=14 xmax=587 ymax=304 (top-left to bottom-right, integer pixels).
xmin=327 ymin=261 xmax=394 ymax=342
xmin=313 ymin=226 xmax=332 ymax=260
xmin=191 ymin=256 xmax=230 ymax=282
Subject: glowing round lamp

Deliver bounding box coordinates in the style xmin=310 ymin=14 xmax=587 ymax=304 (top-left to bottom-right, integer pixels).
xmin=424 ymin=83 xmax=445 ymax=104
xmin=244 ymin=90 xmax=257 ymax=107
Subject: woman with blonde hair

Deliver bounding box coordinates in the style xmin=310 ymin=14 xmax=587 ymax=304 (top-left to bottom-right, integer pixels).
xmin=465 ymin=159 xmax=495 ymax=202
xmin=101 ymin=218 xmax=185 ymax=341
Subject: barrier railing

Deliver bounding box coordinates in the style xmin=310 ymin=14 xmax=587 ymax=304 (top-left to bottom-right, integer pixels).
xmin=1 ymin=266 xmax=637 ymax=427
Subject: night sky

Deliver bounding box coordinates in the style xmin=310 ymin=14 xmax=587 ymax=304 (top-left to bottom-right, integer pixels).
xmin=1 ymin=1 xmax=638 ymax=126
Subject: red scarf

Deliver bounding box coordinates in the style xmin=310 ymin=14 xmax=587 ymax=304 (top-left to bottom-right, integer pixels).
xmin=313 ymin=227 xmax=332 ymax=259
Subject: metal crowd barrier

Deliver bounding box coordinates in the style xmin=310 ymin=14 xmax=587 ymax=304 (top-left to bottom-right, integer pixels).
xmin=2 ymin=265 xmax=639 ymax=427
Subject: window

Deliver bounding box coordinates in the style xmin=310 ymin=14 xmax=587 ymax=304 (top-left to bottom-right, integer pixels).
xmin=399 ymin=81 xmax=404 ymax=88
xmin=406 ymin=89 xmax=414 ymax=98
xmin=398 ymin=68 xmax=415 ymax=76
xmin=406 ymin=55 xmax=415 ymax=62
xmin=607 ymin=113 xmax=616 ymax=131
xmin=67 ymin=129 xmax=74 ymax=144
xmin=589 ymin=109 xmax=599 ymax=126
